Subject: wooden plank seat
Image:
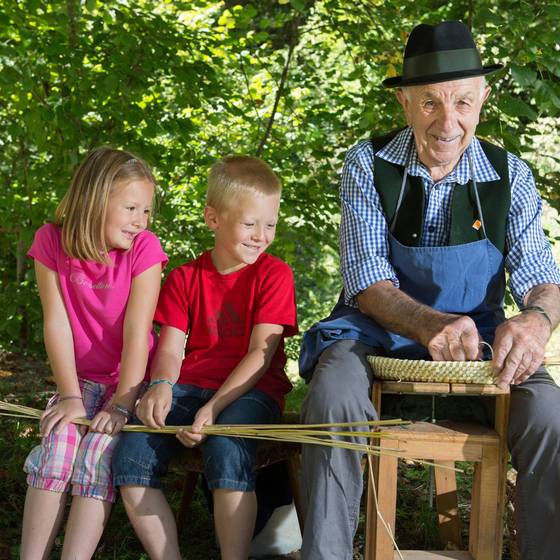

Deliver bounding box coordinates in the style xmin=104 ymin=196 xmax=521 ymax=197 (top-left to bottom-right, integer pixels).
xmin=365 ymin=381 xmax=510 ymax=560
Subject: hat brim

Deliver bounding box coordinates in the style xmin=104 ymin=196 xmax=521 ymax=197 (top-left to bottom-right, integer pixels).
xmin=382 ymin=64 xmax=504 ymax=88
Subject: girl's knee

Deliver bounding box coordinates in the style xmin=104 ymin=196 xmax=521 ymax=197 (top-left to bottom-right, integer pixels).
xmin=24 ymin=426 xmax=83 ymax=491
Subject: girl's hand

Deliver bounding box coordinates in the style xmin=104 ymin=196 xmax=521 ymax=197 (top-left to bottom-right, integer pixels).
xmin=89 ymin=406 xmax=129 ymax=436
xmin=40 ymin=398 xmax=86 ymax=437
xmin=176 ymin=403 xmax=215 ymax=448
xmin=136 ymin=383 xmax=173 ymax=429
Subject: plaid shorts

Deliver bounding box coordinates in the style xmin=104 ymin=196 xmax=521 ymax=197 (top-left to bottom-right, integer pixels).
xmin=24 ymin=378 xmax=120 ymax=503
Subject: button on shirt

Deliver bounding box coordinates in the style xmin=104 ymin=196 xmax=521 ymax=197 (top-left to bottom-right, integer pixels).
xmin=340 ymin=127 xmax=560 ymax=307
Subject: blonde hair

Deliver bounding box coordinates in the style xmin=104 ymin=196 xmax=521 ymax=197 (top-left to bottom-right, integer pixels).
xmin=55 ymin=146 xmax=155 ymax=263
xmin=206 ymin=155 xmax=281 ymax=212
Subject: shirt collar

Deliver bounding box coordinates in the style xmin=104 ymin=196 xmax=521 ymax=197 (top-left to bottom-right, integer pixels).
xmin=376 ymin=126 xmax=502 ymax=184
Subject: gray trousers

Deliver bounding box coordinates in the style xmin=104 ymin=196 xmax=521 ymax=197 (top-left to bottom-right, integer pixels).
xmin=300 ymin=339 xmax=560 ymax=560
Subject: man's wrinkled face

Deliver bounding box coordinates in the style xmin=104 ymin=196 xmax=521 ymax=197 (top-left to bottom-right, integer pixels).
xmin=396 ymin=77 xmax=490 ymax=180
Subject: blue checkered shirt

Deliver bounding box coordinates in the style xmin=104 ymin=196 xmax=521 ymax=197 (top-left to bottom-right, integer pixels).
xmin=340 ymin=127 xmax=560 ymax=307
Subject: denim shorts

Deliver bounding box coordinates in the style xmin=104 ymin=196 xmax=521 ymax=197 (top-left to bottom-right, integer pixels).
xmin=112 ymin=384 xmax=280 ymax=492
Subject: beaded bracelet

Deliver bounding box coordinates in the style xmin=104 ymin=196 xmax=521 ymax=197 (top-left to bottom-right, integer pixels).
xmin=111 ymin=403 xmax=132 ymax=419
xmin=148 ymin=379 xmax=175 ymax=390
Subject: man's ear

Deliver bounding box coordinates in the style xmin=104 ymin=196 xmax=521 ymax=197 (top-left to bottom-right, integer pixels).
xmin=204 ymin=206 xmax=219 ymax=231
xmin=395 ymin=88 xmax=412 ymax=125
xmin=395 ymin=88 xmax=407 ymax=108
xmin=481 ymin=85 xmax=491 ymax=106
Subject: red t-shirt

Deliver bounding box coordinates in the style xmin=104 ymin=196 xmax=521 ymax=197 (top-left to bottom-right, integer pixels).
xmin=154 ymin=251 xmax=298 ymax=409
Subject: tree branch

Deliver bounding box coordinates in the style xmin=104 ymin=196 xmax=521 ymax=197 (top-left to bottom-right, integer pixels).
xmin=255 ymin=18 xmax=300 ymax=157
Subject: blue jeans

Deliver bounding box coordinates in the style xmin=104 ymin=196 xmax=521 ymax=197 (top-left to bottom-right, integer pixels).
xmin=112 ymin=384 xmax=280 ymax=491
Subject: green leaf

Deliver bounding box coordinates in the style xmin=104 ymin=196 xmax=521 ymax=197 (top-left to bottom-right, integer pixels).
xmin=497 ymin=94 xmax=538 ymax=120
xmin=476 ymin=118 xmax=499 ymax=139
xmin=0 ymin=66 xmax=22 ymax=85
xmin=510 ymin=64 xmax=536 ymax=87
xmin=536 ymin=81 xmax=560 ymax=111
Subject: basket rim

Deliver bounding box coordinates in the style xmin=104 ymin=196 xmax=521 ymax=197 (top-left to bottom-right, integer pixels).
xmin=367 ymin=355 xmax=496 ymax=384
xmin=367 ymin=356 xmax=492 ymax=367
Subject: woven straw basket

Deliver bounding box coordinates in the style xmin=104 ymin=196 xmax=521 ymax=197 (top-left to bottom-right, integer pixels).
xmin=367 ymin=355 xmax=497 ymax=384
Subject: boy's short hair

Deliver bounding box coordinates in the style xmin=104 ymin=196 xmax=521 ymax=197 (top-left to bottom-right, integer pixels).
xmin=206 ymin=155 xmax=281 ymax=211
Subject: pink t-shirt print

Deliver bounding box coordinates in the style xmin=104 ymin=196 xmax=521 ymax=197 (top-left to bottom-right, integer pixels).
xmin=28 ymin=223 xmax=168 ymax=385
xmin=69 ymin=271 xmax=112 ymax=290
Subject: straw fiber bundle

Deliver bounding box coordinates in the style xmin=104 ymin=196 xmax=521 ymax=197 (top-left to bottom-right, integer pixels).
xmin=368 ymin=355 xmax=497 ymax=384
xmin=0 ymin=400 xmax=411 ymax=457
xmin=1 ymin=399 xmax=430 ymax=558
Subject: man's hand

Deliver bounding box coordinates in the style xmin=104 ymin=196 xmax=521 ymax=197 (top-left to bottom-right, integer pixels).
xmin=176 ymin=403 xmax=216 ymax=448
xmin=493 ymin=312 xmax=550 ymax=389
xmin=426 ymin=315 xmax=481 ymax=362
xmin=357 ymin=281 xmax=482 ymax=361
xmin=136 ymin=383 xmax=173 ymax=429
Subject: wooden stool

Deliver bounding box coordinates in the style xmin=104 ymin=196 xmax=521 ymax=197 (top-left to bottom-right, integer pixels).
xmin=365 ymin=381 xmax=510 ymax=560
xmin=173 ymin=412 xmax=304 ymax=535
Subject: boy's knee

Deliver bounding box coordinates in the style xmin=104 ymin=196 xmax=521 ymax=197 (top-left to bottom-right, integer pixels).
xmin=111 ymin=434 xmax=149 ymax=477
xmin=203 ymin=436 xmax=255 ymax=490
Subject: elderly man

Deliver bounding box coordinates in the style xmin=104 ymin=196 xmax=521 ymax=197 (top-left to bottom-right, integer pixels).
xmin=299 ymin=20 xmax=560 ymax=560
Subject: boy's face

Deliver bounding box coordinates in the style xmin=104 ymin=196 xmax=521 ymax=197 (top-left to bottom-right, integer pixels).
xmin=205 ymin=191 xmax=280 ymax=273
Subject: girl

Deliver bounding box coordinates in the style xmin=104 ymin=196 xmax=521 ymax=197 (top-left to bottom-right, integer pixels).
xmin=20 ymin=147 xmax=167 ymax=560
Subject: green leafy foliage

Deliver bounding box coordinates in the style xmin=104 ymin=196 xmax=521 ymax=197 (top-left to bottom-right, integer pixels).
xmin=1 ymin=0 xmax=558 ymax=359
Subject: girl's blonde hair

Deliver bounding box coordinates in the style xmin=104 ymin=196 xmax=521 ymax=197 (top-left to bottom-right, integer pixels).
xmin=55 ymin=146 xmax=155 ymax=263
xmin=206 ymin=155 xmax=281 ymax=212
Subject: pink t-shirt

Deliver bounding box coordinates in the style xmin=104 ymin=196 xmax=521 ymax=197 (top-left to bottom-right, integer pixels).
xmin=28 ymin=223 xmax=168 ymax=386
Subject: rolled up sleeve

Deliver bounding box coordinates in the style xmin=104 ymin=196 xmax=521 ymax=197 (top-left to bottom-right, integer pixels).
xmin=505 ymin=155 xmax=560 ymax=306
xmin=339 ymin=141 xmax=398 ymax=305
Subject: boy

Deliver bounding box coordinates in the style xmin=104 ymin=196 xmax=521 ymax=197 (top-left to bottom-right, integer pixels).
xmin=112 ymin=155 xmax=298 ymax=560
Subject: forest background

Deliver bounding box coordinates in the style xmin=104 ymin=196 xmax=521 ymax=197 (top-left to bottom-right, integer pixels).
xmin=0 ymin=0 xmax=559 ymax=557
xmin=2 ymin=0 xmax=560 ymax=359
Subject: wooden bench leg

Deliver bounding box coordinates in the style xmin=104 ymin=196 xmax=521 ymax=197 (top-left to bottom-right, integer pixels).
xmin=434 ymin=461 xmax=462 ymax=549
xmin=365 ymin=442 xmax=398 ymax=560
xmin=469 ymin=444 xmax=500 ymax=560
xmin=494 ymin=393 xmax=510 ymax=557
xmin=176 ymin=471 xmax=200 ymax=535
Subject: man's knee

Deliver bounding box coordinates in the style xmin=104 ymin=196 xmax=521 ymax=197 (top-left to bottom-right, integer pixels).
xmin=301 ymin=340 xmax=377 ymax=423
xmin=509 ymin=370 xmax=560 ymax=448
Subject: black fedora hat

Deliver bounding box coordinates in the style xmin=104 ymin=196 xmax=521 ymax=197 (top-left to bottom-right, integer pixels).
xmin=382 ymin=20 xmax=503 ymax=88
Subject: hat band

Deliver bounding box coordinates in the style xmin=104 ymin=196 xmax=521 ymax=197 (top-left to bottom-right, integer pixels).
xmin=403 ymin=48 xmax=483 ymax=80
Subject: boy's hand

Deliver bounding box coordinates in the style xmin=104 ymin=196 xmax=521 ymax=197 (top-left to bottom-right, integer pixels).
xmin=89 ymin=407 xmax=128 ymax=436
xmin=40 ymin=398 xmax=87 ymax=437
xmin=176 ymin=403 xmax=215 ymax=448
xmin=136 ymin=382 xmax=173 ymax=429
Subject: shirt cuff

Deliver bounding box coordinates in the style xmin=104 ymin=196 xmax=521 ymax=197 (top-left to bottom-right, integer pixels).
xmin=510 ymin=273 xmax=560 ymax=307
xmin=341 ymin=259 xmax=398 ymax=306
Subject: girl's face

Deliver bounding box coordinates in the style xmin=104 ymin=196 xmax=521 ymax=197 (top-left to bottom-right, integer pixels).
xmin=104 ymin=178 xmax=154 ymax=251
